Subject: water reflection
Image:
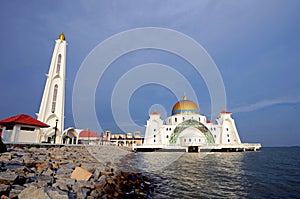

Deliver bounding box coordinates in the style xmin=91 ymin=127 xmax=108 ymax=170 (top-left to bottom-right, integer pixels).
xmin=121 ymin=151 xmax=249 ymax=198
xmin=119 ymin=152 xmax=185 ymax=173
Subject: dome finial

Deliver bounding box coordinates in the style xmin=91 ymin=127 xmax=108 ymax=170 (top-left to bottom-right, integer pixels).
xmin=59 ymin=33 xmax=65 ymax=40
xmin=183 ymin=92 xmax=187 ymax=100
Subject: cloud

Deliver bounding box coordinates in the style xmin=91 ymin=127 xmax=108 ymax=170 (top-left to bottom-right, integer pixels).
xmin=231 ymin=96 xmax=300 ymax=113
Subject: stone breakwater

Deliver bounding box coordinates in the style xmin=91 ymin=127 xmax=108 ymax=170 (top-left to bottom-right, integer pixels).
xmin=0 ymin=145 xmax=152 ymax=199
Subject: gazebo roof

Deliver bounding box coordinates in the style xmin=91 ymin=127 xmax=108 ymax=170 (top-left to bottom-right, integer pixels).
xmin=0 ymin=114 xmax=50 ymax=128
xmin=79 ymin=130 xmax=100 ymax=138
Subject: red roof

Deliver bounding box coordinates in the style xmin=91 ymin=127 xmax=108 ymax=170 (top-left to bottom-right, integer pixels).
xmin=0 ymin=114 xmax=50 ymax=128
xmin=221 ymin=109 xmax=232 ymax=114
xmin=207 ymin=120 xmax=212 ymax=123
xmin=79 ymin=130 xmax=100 ymax=138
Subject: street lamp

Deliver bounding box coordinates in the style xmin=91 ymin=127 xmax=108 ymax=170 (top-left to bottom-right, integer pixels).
xmin=54 ymin=119 xmax=58 ymax=144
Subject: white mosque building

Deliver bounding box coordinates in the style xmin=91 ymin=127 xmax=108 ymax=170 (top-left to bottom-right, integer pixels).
xmin=134 ymin=95 xmax=261 ymax=152
xmin=1 ymin=33 xmax=261 ymax=151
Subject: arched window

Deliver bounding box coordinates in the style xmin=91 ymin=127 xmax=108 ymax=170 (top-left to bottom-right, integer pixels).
xmin=51 ymin=85 xmax=58 ymax=113
xmin=56 ymin=54 xmax=61 ymax=74
xmin=175 ymin=117 xmax=177 ymax=122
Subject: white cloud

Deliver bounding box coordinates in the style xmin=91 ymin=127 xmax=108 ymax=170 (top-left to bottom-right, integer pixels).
xmin=231 ymin=96 xmax=300 ymax=113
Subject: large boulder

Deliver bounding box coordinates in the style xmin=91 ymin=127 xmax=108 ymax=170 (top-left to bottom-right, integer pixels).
xmin=18 ymin=186 xmax=50 ymax=199
xmin=0 ymin=172 xmax=18 ymax=185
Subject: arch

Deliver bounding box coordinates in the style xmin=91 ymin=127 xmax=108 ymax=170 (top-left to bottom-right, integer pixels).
xmin=42 ymin=128 xmax=61 ymax=143
xmin=169 ymin=119 xmax=215 ymax=144
xmin=62 ymin=128 xmax=78 ymax=144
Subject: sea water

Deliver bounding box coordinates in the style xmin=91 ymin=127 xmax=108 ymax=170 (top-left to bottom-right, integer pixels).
xmin=121 ymin=147 xmax=300 ymax=198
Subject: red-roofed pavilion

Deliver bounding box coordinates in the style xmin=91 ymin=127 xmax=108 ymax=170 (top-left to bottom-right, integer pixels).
xmin=0 ymin=114 xmax=49 ymax=143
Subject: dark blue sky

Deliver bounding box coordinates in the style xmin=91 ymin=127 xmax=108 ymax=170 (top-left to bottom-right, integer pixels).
xmin=0 ymin=1 xmax=299 ymax=146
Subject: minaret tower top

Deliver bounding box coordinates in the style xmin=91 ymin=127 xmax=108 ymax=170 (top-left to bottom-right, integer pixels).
xmin=59 ymin=33 xmax=65 ymax=40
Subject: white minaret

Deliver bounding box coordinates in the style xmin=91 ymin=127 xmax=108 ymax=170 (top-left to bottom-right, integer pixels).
xmin=36 ymin=33 xmax=67 ymax=144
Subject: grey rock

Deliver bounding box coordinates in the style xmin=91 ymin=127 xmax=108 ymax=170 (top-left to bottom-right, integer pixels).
xmin=76 ymin=193 xmax=86 ymax=199
xmin=42 ymin=168 xmax=54 ymax=176
xmin=36 ymin=175 xmax=54 ymax=186
xmin=0 ymin=171 xmax=18 ymax=185
xmin=90 ymin=189 xmax=100 ymax=198
xmin=9 ymin=185 xmax=25 ymax=199
xmin=56 ymin=167 xmax=73 ymax=175
xmin=98 ymin=175 xmax=107 ymax=185
xmin=18 ymin=186 xmax=50 ymax=199
xmin=77 ymin=180 xmax=94 ymax=189
xmin=53 ymin=182 xmax=69 ymax=192
xmin=46 ymin=187 xmax=69 ymax=199
xmin=53 ymin=178 xmax=75 ymax=192
xmin=93 ymin=168 xmax=101 ymax=180
xmin=80 ymin=187 xmax=90 ymax=197
xmin=71 ymin=184 xmax=80 ymax=194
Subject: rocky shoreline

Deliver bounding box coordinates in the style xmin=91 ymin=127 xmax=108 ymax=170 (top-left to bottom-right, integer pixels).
xmin=0 ymin=145 xmax=152 ymax=199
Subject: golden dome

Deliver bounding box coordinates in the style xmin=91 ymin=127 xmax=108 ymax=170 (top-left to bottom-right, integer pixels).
xmin=59 ymin=33 xmax=65 ymax=40
xmin=172 ymin=95 xmax=199 ymax=115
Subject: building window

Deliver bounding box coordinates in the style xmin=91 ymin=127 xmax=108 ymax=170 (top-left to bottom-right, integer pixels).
xmin=56 ymin=54 xmax=61 ymax=74
xmin=20 ymin=127 xmax=35 ymax=131
xmin=184 ymin=139 xmax=186 ymax=142
xmin=227 ymin=134 xmax=229 ymax=137
xmin=154 ymin=135 xmax=156 ymax=138
xmin=166 ymin=135 xmax=169 ymax=139
xmin=214 ymin=135 xmax=216 ymax=138
xmin=199 ymin=117 xmax=201 ymax=122
xmin=228 ymin=139 xmax=230 ymax=142
xmin=5 ymin=125 xmax=14 ymax=130
xmin=189 ymin=139 xmax=191 ymax=142
xmin=199 ymin=139 xmax=201 ymax=142
xmin=183 ymin=117 xmax=185 ymax=121
xmin=175 ymin=117 xmax=177 ymax=122
xmin=154 ymin=139 xmax=156 ymax=143
xmin=154 ymin=129 xmax=156 ymax=132
xmin=51 ymin=84 xmax=58 ymax=113
xmin=226 ymin=128 xmax=229 ymax=131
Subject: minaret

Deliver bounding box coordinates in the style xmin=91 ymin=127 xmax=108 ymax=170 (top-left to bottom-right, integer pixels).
xmin=36 ymin=33 xmax=67 ymax=144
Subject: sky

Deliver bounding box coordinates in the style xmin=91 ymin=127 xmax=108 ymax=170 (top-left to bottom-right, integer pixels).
xmin=0 ymin=0 xmax=299 ymax=147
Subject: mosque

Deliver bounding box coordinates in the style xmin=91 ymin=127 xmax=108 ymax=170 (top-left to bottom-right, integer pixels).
xmin=0 ymin=34 xmax=261 ymax=152
xmin=133 ymin=95 xmax=261 ymax=152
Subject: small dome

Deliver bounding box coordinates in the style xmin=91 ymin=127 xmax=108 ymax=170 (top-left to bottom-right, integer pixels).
xmin=172 ymin=95 xmax=199 ymax=115
xmin=59 ymin=33 xmax=65 ymax=40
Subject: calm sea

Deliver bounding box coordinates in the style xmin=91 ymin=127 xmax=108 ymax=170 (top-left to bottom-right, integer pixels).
xmin=120 ymin=147 xmax=300 ymax=198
